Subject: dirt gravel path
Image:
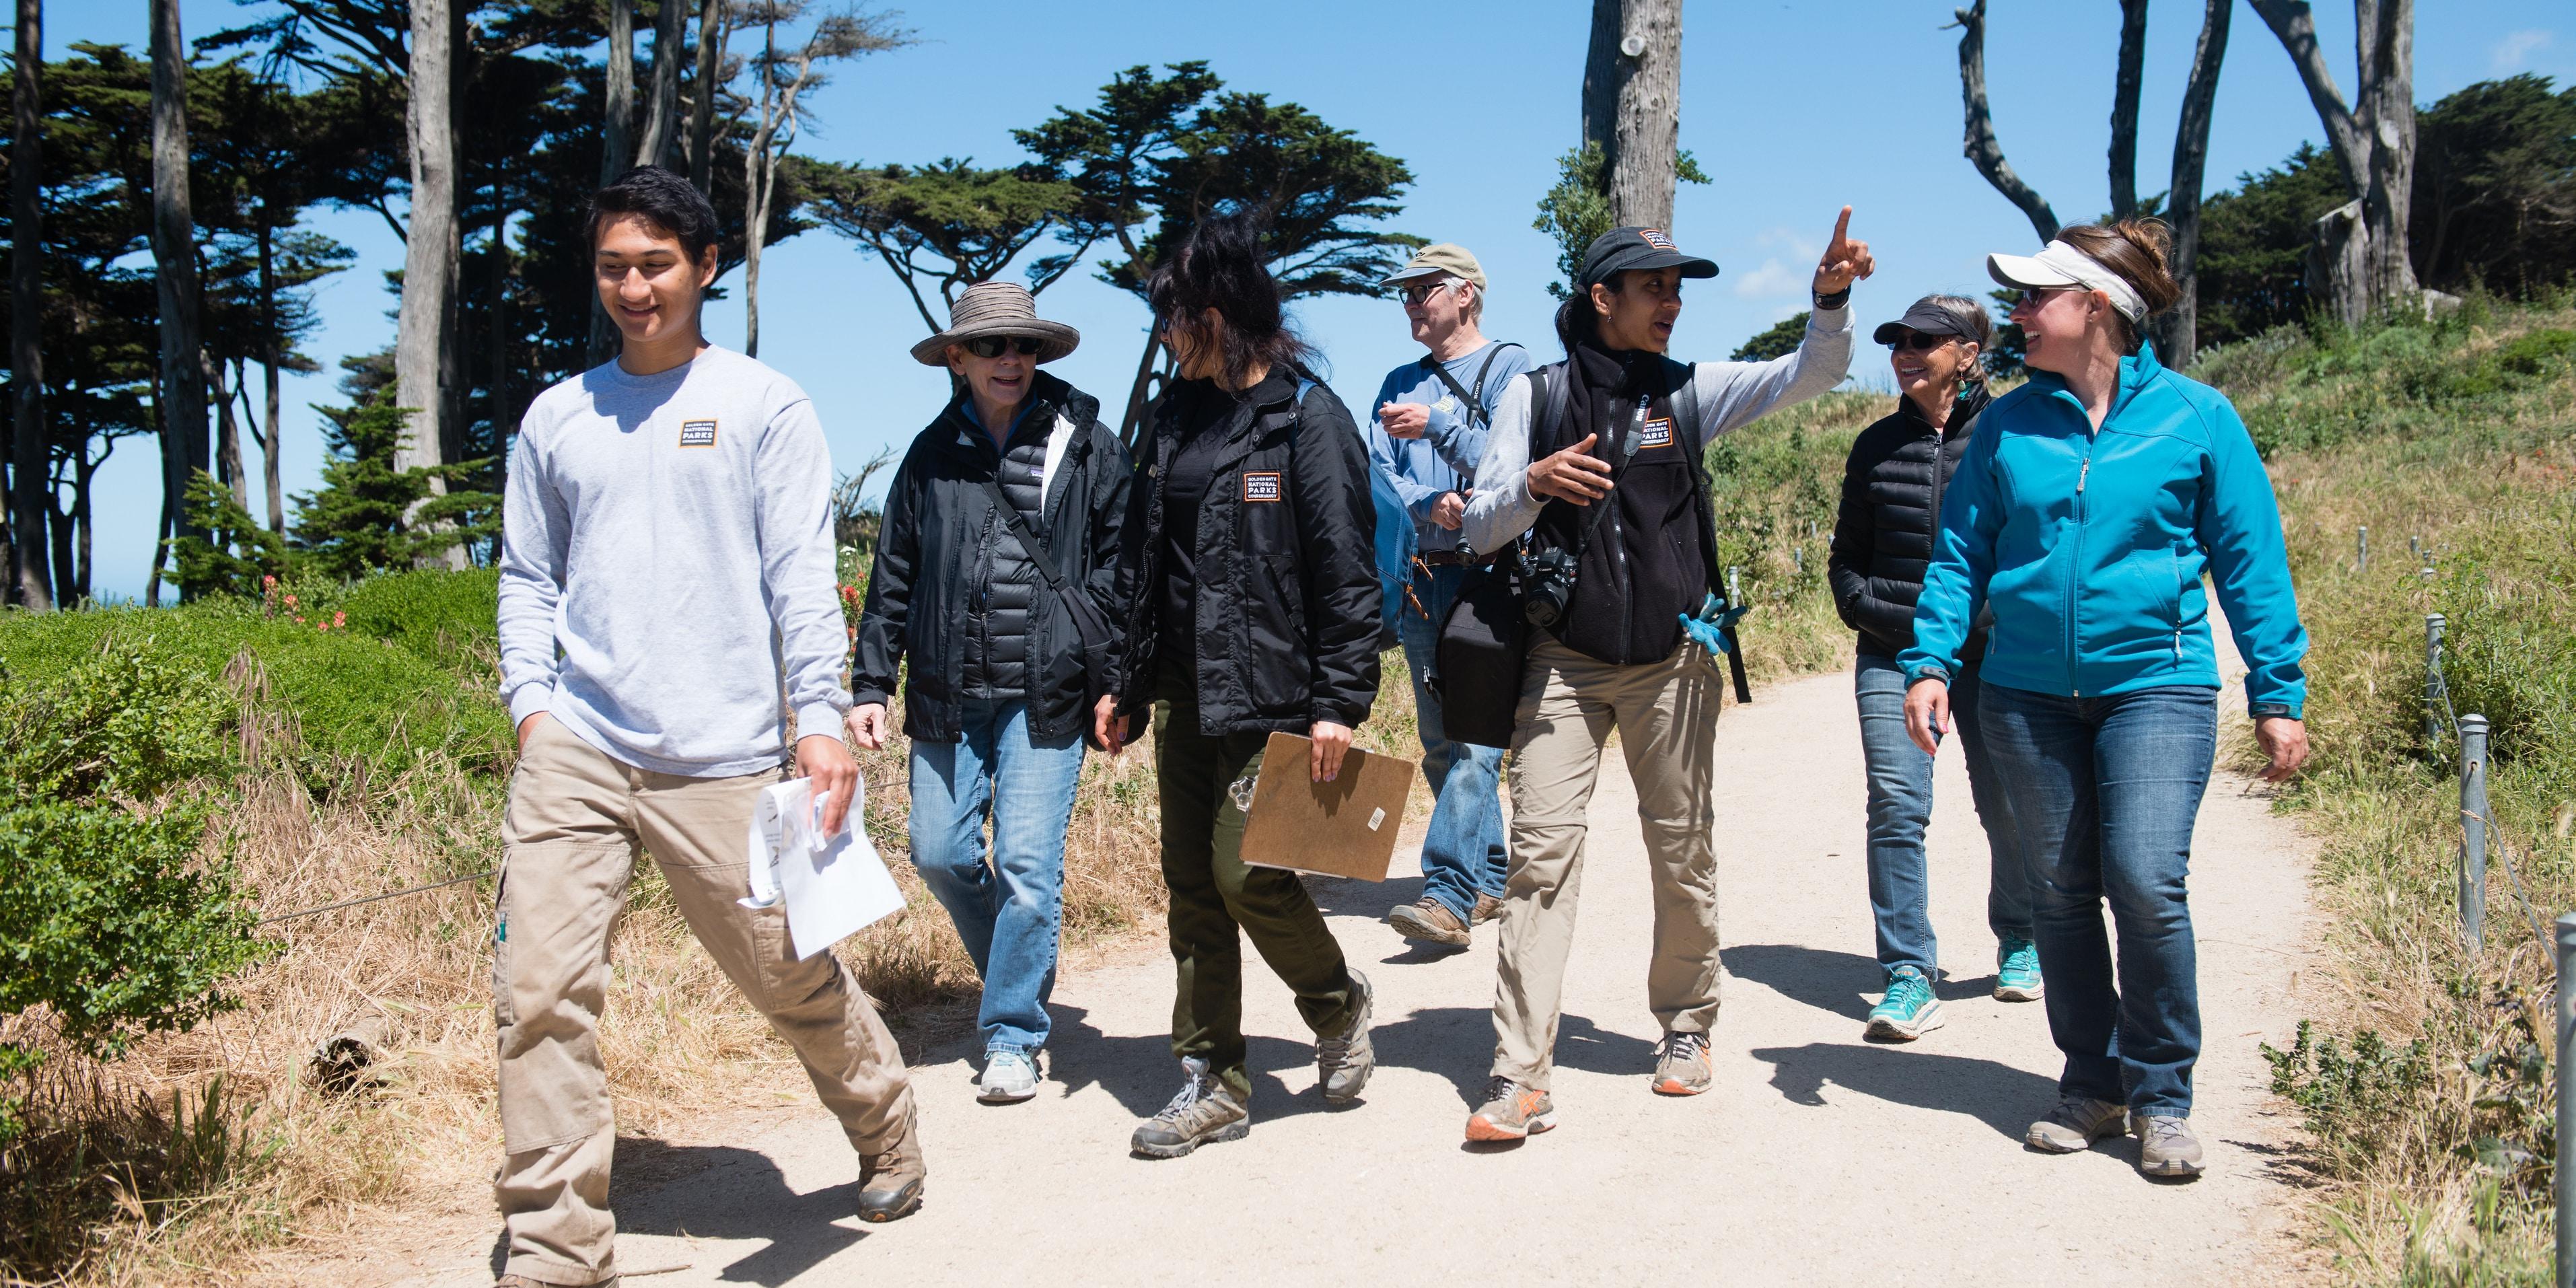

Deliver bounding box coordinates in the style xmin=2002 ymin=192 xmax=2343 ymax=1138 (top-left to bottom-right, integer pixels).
xmin=382 ymin=631 xmax=2321 ymax=1287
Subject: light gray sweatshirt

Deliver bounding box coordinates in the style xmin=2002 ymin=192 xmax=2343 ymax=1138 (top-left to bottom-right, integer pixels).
xmin=497 ymin=345 xmax=851 ymax=777
xmin=1462 ymin=304 xmax=1855 ymax=555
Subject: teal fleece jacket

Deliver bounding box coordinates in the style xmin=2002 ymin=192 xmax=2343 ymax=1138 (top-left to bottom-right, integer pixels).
xmin=1898 ymin=343 xmax=2309 ymax=719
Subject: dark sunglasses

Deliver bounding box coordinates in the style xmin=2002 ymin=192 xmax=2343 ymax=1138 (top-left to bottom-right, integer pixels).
xmin=1884 ymin=330 xmax=1958 ymax=354
xmin=964 ymin=334 xmax=1045 ymax=359
xmin=1399 ymin=281 xmax=1457 ymax=306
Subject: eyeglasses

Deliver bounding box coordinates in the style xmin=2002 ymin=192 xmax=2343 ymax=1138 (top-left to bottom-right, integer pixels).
xmin=1399 ymin=281 xmax=1458 ymax=307
xmin=1884 ymin=330 xmax=1957 ymax=354
xmin=964 ymin=334 xmax=1044 ymax=359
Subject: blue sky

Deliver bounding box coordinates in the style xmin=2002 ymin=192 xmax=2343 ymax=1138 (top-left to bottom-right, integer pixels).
xmin=52 ymin=0 xmax=2574 ymax=599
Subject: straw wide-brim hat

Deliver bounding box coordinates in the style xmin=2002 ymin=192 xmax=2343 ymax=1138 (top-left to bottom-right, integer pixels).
xmin=909 ymin=281 xmax=1081 ymax=366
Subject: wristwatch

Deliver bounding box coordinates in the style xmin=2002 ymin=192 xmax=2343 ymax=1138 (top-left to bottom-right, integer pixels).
xmin=1813 ymin=287 xmax=1852 ymax=311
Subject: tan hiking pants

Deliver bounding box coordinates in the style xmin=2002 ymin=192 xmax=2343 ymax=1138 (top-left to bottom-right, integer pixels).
xmin=1491 ymin=637 xmax=1722 ymax=1090
xmin=492 ymin=718 xmax=915 ymax=1286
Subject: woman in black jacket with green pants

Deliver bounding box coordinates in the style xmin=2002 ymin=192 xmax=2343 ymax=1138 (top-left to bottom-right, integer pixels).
xmin=1098 ymin=211 xmax=1384 ymax=1159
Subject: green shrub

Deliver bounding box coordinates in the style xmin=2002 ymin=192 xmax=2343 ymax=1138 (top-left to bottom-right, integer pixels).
xmin=0 ymin=644 xmax=273 ymax=1142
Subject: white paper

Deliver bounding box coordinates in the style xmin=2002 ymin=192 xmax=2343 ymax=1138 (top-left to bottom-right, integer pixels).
xmin=742 ymin=775 xmax=905 ymax=960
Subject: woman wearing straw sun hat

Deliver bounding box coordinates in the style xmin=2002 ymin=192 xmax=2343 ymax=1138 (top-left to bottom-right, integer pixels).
xmin=852 ymin=280 xmax=1132 ymax=1105
xmin=1898 ymin=221 xmax=2311 ymax=1179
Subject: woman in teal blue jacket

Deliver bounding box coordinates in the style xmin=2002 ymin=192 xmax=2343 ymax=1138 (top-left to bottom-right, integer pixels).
xmin=1898 ymin=221 xmax=2311 ymax=1181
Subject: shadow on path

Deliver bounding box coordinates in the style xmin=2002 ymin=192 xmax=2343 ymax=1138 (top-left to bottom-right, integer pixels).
xmin=1746 ymin=1042 xmax=2059 ymax=1141
xmin=1724 ymin=942 xmax=1996 ymax=1023
xmin=607 ymin=1140 xmax=870 ymax=1286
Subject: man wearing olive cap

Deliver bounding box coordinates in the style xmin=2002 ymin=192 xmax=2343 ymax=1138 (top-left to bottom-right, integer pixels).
xmin=1365 ymin=243 xmax=1530 ymax=951
xmin=1458 ymin=211 xmax=1873 ymax=1142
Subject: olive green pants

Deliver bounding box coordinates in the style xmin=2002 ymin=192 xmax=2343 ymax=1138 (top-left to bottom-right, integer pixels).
xmin=1153 ymin=680 xmax=1357 ymax=1099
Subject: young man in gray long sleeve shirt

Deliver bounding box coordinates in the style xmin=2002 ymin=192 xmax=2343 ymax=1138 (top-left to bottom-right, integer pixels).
xmin=489 ymin=168 xmax=920 ymax=1288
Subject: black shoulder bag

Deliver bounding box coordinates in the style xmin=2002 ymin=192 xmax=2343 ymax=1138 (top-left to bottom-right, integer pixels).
xmin=1431 ymin=363 xmax=1577 ymax=749
xmin=976 ymin=469 xmax=1120 ymax=729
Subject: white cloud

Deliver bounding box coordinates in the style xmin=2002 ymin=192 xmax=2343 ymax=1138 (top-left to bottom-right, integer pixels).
xmin=2492 ymin=29 xmax=2552 ymax=72
xmin=1771 ymin=303 xmax=1810 ymax=322
xmin=1733 ymin=258 xmax=1805 ymax=298
xmin=1754 ymin=227 xmax=1822 ymax=262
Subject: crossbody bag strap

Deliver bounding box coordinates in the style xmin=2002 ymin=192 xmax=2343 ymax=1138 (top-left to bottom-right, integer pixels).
xmin=975 ymin=474 xmax=1075 ymax=596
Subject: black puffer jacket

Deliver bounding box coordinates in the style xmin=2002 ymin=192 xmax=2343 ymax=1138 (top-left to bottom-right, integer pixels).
xmin=1112 ymin=370 xmax=1380 ymax=736
xmin=855 ymin=371 xmax=1131 ymax=744
xmin=1828 ymin=386 xmax=1994 ymax=661
xmin=956 ymin=412 xmax=1048 ymax=700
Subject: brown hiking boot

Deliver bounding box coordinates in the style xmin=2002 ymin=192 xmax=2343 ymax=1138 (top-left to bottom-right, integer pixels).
xmin=856 ymin=1108 xmax=926 ymax=1222
xmin=497 ymin=1278 xmax=614 ymax=1287
xmin=1387 ymin=897 xmax=1470 ymax=947
xmin=1470 ymin=893 xmax=1505 ymax=925
xmin=1465 ymin=1075 xmax=1557 ymax=1141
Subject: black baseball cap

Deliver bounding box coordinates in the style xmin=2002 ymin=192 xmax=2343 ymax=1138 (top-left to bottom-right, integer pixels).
xmin=1578 ymin=226 xmax=1719 ymax=289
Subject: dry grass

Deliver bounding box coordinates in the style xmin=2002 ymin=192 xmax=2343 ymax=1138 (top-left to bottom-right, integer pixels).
xmin=2205 ymin=301 xmax=2576 ymax=1284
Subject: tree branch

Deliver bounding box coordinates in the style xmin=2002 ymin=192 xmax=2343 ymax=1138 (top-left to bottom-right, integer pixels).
xmin=2109 ymin=0 xmax=2147 ymax=217
xmin=2247 ymin=0 xmax=2367 ymax=194
xmin=1951 ymin=0 xmax=2059 ymax=242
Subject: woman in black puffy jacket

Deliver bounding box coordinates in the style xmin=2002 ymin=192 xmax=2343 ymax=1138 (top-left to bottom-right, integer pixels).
xmin=1826 ymin=293 xmax=2036 ymax=1044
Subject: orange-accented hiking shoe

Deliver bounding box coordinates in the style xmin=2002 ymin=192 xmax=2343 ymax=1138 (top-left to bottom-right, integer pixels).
xmin=1466 ymin=1075 xmax=1557 ymax=1142
xmin=1651 ymin=1030 xmax=1713 ymax=1096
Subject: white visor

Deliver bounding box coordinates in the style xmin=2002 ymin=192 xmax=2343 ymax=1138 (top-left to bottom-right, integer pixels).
xmin=1986 ymin=240 xmax=2147 ymax=323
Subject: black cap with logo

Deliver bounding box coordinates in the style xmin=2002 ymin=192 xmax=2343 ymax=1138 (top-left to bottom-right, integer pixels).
xmin=1578 ymin=226 xmax=1720 ymax=290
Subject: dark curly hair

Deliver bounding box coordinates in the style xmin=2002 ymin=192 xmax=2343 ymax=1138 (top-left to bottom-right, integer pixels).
xmin=1146 ymin=209 xmax=1318 ymax=392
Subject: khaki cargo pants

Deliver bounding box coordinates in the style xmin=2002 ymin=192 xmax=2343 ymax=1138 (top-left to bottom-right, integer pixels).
xmin=493 ymin=717 xmax=915 ymax=1287
xmin=1491 ymin=637 xmax=1722 ymax=1089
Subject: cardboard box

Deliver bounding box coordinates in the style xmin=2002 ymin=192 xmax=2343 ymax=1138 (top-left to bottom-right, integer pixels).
xmin=1239 ymin=731 xmax=1419 ymax=882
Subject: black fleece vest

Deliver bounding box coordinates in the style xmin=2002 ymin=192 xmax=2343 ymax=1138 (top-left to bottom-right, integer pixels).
xmin=1527 ymin=356 xmax=1715 ymax=666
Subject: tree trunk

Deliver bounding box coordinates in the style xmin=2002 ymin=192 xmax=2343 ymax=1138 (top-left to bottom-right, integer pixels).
xmin=2355 ymin=0 xmax=2417 ymax=307
xmin=11 ymin=0 xmax=49 ymax=610
xmin=73 ymin=443 xmax=98 ymax=600
xmin=1581 ymin=0 xmax=1682 ymax=229
xmin=2306 ymin=199 xmax=2368 ymax=328
xmin=489 ymin=207 xmax=511 ymax=462
xmin=741 ymin=20 xmax=777 ymax=359
xmin=2153 ymin=0 xmax=2233 ymax=371
xmin=256 ymin=221 xmax=285 ymax=532
xmin=589 ymin=0 xmax=637 ymax=365
xmin=209 ymin=353 xmax=245 ymax=501
xmin=637 ymin=0 xmax=686 ymax=167
xmin=602 ymin=0 xmax=634 ymax=181
xmin=688 ymin=0 xmax=725 ymax=196
xmin=1952 ymin=0 xmax=2060 ymax=243
xmin=44 ymin=460 xmax=69 ymax=606
xmin=396 ymin=0 xmax=462 ymax=567
xmin=2108 ymin=0 xmax=2147 ymax=218
xmin=149 ymin=0 xmax=209 ymax=561
xmin=1116 ymin=330 xmax=1169 ymax=448
xmin=2248 ymin=0 xmax=2367 ymax=192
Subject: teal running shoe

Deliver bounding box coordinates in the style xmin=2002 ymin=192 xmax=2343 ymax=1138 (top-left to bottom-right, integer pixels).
xmin=1995 ymin=937 xmax=2045 ymax=1002
xmin=1865 ymin=966 xmax=1945 ymax=1042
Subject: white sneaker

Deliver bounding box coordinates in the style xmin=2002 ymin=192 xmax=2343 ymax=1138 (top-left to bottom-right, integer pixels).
xmin=978 ymin=1048 xmax=1040 ymax=1104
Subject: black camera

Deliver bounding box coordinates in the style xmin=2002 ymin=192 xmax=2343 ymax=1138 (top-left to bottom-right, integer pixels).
xmin=1522 ymin=546 xmax=1578 ymax=627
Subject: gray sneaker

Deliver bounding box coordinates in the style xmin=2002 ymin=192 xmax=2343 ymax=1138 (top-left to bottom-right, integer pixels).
xmin=1317 ymin=969 xmax=1375 ymax=1103
xmin=1130 ymin=1058 xmax=1250 ymax=1159
xmin=2026 ymin=1094 xmax=2127 ymax=1153
xmin=978 ymin=1047 xmax=1039 ymax=1104
xmin=2133 ymin=1113 xmax=2206 ymax=1178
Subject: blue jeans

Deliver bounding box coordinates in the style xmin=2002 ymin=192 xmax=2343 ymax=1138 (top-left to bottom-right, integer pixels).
xmin=908 ymin=699 xmax=1086 ymax=1055
xmin=1398 ymin=563 xmax=1507 ymax=919
xmin=1855 ymin=653 xmax=2030 ymax=978
xmin=1976 ymin=682 xmax=2217 ymax=1116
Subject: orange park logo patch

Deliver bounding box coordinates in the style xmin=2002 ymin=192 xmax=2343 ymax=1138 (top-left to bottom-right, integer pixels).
xmin=1641 ymin=417 xmax=1674 ymax=449
xmin=1242 ymin=471 xmax=1283 ymax=503
xmin=678 ymin=419 xmax=717 ymax=448
xmin=1639 ymin=228 xmax=1678 ymax=250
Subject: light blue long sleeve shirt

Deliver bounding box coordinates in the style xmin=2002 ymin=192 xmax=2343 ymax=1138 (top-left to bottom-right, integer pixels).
xmin=1365 ymin=341 xmax=1532 ymax=552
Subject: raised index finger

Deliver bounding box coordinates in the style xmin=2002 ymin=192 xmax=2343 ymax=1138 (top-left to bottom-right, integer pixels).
xmin=1829 ymin=205 xmax=1853 ymax=249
